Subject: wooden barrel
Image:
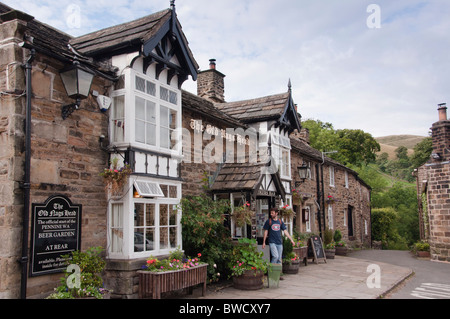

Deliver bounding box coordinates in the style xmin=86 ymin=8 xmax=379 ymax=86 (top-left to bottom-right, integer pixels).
xmin=233 ymin=270 xmax=264 ymax=290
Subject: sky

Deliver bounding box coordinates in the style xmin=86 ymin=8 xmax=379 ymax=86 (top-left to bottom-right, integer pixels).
xmin=3 ymin=0 xmax=450 ymax=137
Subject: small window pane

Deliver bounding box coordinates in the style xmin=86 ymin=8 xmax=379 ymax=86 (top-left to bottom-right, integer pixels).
xmin=146 ymin=203 xmax=155 ymax=227
xmin=136 ymin=76 xmax=146 ymax=92
xmin=146 ymin=81 xmax=156 ymax=96
xmin=160 ymin=106 xmax=169 ymax=127
xmin=169 ymin=91 xmax=177 ymax=104
xmin=135 ymin=97 xmax=145 ymax=120
xmin=146 ymin=123 xmax=156 ymax=146
xmin=160 ymin=87 xmax=169 ymax=101
xmin=160 ymin=205 xmax=168 ymax=226
xmin=169 ymin=227 xmax=177 ymax=248
xmin=135 ymin=120 xmax=145 ymax=143
xmin=146 ymin=101 xmax=156 ymax=123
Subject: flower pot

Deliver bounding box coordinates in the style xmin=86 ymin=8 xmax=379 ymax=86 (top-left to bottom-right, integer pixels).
xmin=232 ymin=270 xmax=264 ymax=290
xmin=293 ymin=246 xmax=308 ymax=266
xmin=416 ymin=251 xmax=430 ymax=258
xmin=335 ymin=246 xmax=347 ymax=256
xmin=325 ymin=249 xmax=335 ymax=259
xmin=282 ymin=260 xmax=300 ymax=274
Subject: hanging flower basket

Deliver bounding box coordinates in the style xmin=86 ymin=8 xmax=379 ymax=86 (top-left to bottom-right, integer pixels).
xmin=99 ymin=158 xmax=132 ymax=198
xmin=292 ymin=189 xmax=303 ymax=205
xmin=326 ymin=195 xmax=336 ymax=204
xmin=280 ymin=205 xmax=295 ymax=218
xmin=232 ymin=202 xmax=255 ymax=227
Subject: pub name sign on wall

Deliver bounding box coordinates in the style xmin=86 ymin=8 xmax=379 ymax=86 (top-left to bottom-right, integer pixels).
xmin=30 ymin=195 xmax=82 ymax=276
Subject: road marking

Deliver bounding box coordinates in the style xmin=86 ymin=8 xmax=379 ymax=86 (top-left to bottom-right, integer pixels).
xmin=411 ymin=283 xmax=450 ymax=299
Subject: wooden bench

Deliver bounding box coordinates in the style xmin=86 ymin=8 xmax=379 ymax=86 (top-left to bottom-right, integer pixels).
xmin=138 ymin=264 xmax=208 ymax=299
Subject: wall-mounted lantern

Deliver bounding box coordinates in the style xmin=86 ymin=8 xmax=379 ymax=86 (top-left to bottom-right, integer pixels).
xmin=295 ymin=163 xmax=310 ymax=187
xmin=60 ymin=60 xmax=95 ymax=119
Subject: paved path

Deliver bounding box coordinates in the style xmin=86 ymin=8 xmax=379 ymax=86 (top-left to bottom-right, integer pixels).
xmin=181 ymin=253 xmax=413 ymax=299
xmin=349 ymin=250 xmax=450 ymax=299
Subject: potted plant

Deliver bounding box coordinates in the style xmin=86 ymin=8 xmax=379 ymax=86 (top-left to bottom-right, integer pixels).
xmin=282 ymin=237 xmax=300 ymax=273
xmin=326 ymin=195 xmax=336 ymax=204
xmin=99 ymin=157 xmax=132 ymax=198
xmin=138 ymin=248 xmax=208 ymax=299
xmin=292 ymin=188 xmax=303 ymax=205
xmin=231 ymin=201 xmax=255 ymax=227
xmin=413 ymin=240 xmax=430 ymax=258
xmin=292 ymin=239 xmax=308 ymax=265
xmin=333 ymin=230 xmax=348 ymax=256
xmin=279 ymin=204 xmax=295 ymax=219
xmin=46 ymin=246 xmax=110 ymax=299
xmin=323 ymin=228 xmax=335 ymax=259
xmin=228 ymin=238 xmax=269 ymax=290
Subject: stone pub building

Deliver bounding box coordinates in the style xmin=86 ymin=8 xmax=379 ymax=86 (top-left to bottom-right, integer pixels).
xmin=0 ymin=2 xmax=371 ymax=298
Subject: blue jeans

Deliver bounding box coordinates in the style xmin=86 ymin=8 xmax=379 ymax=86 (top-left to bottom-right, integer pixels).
xmin=269 ymin=243 xmax=283 ymax=264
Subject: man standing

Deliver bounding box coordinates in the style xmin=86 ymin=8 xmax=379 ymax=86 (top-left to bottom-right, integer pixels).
xmin=262 ymin=208 xmax=295 ymax=264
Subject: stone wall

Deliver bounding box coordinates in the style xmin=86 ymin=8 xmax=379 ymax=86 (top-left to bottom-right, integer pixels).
xmin=290 ymin=141 xmax=372 ymax=248
xmin=0 ymin=18 xmax=27 ymax=299
xmin=0 ymin=17 xmax=112 ymax=298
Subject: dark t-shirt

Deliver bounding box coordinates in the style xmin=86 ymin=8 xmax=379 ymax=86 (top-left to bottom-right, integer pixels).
xmin=263 ymin=219 xmax=286 ymax=245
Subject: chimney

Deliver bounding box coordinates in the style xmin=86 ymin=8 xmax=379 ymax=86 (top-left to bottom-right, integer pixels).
xmin=430 ymin=103 xmax=450 ymax=162
xmin=438 ymin=103 xmax=448 ymax=121
xmin=197 ymin=59 xmax=226 ymax=103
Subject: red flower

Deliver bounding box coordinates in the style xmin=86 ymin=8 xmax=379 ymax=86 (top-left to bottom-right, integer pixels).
xmin=197 ymin=253 xmax=202 ymax=257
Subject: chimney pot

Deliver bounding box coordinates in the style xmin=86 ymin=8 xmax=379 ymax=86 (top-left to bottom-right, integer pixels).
xmin=438 ymin=103 xmax=447 ymax=121
xmin=209 ymin=59 xmax=216 ymax=69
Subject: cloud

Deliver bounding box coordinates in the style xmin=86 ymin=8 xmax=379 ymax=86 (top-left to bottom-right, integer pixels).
xmin=3 ymin=0 xmax=448 ymax=137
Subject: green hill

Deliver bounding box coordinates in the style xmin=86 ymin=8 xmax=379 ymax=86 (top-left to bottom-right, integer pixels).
xmin=375 ymin=135 xmax=427 ymax=159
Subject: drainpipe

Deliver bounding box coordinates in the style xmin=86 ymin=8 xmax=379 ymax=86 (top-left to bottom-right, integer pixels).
xmin=315 ymin=163 xmax=322 ymax=237
xmin=20 ymin=48 xmax=35 ymax=299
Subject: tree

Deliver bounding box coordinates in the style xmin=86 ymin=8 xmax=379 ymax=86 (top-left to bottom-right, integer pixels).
xmin=410 ymin=137 xmax=432 ymax=168
xmin=302 ymin=119 xmax=380 ymax=166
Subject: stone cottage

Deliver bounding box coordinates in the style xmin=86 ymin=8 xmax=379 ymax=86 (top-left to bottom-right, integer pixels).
xmin=0 ymin=2 xmax=371 ymax=299
xmin=415 ymin=104 xmax=450 ymax=262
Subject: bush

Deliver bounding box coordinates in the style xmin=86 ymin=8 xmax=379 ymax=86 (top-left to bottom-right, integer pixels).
xmin=180 ymin=194 xmax=233 ymax=283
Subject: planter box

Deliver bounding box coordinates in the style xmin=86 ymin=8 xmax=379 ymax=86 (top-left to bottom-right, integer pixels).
xmin=138 ymin=264 xmax=208 ymax=299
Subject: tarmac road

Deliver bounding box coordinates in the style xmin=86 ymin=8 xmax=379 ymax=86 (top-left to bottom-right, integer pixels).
xmin=349 ymin=249 xmax=450 ymax=299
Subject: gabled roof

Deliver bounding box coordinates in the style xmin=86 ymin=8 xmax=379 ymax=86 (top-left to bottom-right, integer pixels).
xmin=70 ymin=7 xmax=198 ymax=81
xmin=215 ymin=89 xmax=301 ymax=133
xmin=70 ymin=9 xmax=170 ymax=55
xmin=210 ymin=160 xmax=286 ymax=200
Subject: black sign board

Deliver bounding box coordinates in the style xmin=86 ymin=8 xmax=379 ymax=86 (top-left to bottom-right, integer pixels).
xmin=30 ymin=195 xmax=82 ymax=276
xmin=309 ymin=235 xmax=326 ymax=264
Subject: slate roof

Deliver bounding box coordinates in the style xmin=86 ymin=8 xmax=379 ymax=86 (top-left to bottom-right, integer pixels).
xmin=210 ymin=161 xmax=268 ymax=192
xmin=215 ymin=92 xmax=290 ymax=123
xmin=69 ymin=8 xmax=198 ymax=72
xmin=70 ymin=9 xmax=170 ymax=56
xmin=182 ymin=90 xmax=244 ymax=128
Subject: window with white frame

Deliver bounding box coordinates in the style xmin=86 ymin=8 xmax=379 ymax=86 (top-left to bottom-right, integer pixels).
xmin=345 ymin=171 xmax=349 ymax=188
xmin=134 ymin=74 xmax=179 ymax=151
xmin=281 ymin=196 xmax=293 ymax=234
xmin=111 ymin=96 xmax=125 ymax=143
xmin=329 ymin=166 xmax=335 ymax=187
xmin=132 ymin=182 xmax=181 ymax=256
xmin=328 ymin=204 xmax=334 ymax=229
xmin=110 ymin=69 xmax=181 ymax=154
xmin=343 ymin=208 xmax=347 ymax=226
xmin=109 ymin=203 xmax=124 ymax=254
xmin=305 ymin=206 xmax=311 ymax=232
